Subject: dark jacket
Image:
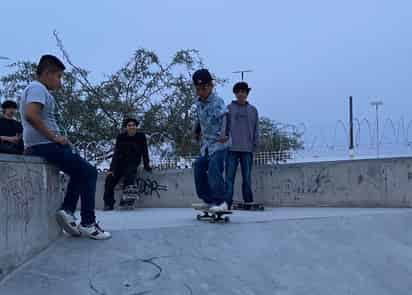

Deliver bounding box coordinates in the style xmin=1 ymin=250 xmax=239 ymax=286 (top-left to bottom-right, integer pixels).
xmin=109 ymin=132 xmax=150 ymax=171
xmin=0 ymin=117 xmax=24 ymax=154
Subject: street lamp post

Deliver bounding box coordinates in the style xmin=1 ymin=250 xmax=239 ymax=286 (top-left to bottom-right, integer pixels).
xmin=233 ymin=70 xmax=253 ymax=81
xmin=370 ymin=101 xmax=383 ymax=158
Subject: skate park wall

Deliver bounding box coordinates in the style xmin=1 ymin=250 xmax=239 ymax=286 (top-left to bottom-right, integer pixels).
xmin=2 ymin=154 xmax=412 ymax=281
xmin=93 ymin=156 xmax=412 ymax=209
xmin=0 ymin=154 xmax=63 ymax=281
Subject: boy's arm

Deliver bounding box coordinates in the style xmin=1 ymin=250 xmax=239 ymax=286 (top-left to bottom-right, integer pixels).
xmin=141 ymin=133 xmax=151 ymax=171
xmin=0 ymin=122 xmax=22 ymax=144
xmin=253 ymin=109 xmax=259 ymax=151
xmin=193 ymin=108 xmax=202 ymax=141
xmin=219 ymin=113 xmax=229 ymax=143
xmin=109 ymin=135 xmax=121 ymax=173
xmin=216 ymin=98 xmax=229 ymax=143
xmin=25 ymin=103 xmax=67 ymax=145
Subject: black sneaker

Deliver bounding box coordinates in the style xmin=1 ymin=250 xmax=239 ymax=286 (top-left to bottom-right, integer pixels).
xmin=103 ymin=204 xmax=114 ymax=211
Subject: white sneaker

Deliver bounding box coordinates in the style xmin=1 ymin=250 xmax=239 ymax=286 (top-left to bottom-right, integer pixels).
xmin=56 ymin=210 xmax=81 ymax=237
xmin=192 ymin=202 xmax=211 ymax=210
xmin=78 ymin=222 xmax=112 ymax=240
xmin=209 ymin=202 xmax=229 ymax=213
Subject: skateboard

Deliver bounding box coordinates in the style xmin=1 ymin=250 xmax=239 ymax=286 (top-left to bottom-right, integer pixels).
xmin=118 ymin=186 xmax=140 ymax=209
xmin=232 ymin=201 xmax=265 ymax=211
xmin=193 ymin=205 xmax=232 ymax=223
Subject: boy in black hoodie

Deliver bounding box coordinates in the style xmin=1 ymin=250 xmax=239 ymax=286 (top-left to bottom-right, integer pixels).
xmin=103 ymin=118 xmax=152 ymax=210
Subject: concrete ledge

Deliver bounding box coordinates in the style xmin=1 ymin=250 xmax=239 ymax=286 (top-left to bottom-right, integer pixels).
xmin=92 ymin=156 xmax=412 ymax=209
xmin=0 ymin=154 xmax=63 ymax=281
xmin=0 ymin=153 xmax=46 ymax=164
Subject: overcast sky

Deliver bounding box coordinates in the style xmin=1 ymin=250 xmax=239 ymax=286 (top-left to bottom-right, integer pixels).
xmin=1 ymin=0 xmax=412 ymax=145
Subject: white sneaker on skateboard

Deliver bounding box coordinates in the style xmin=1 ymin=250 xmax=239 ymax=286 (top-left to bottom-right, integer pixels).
xmin=209 ymin=201 xmax=229 ymax=213
xmin=192 ymin=202 xmax=212 ymax=210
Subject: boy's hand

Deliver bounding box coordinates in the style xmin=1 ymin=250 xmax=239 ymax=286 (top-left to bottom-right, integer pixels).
xmin=107 ymin=171 xmax=114 ymax=177
xmin=9 ymin=136 xmax=20 ymax=144
xmin=53 ymin=135 xmax=69 ymax=145
xmin=218 ymin=135 xmax=228 ymax=143
xmin=0 ymin=136 xmax=20 ymax=144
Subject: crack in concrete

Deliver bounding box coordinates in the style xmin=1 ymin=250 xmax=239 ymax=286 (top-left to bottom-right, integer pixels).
xmin=85 ymin=254 xmax=211 ymax=294
xmin=25 ymin=270 xmax=66 ymax=281
xmin=140 ymin=257 xmax=166 ymax=280
xmin=89 ymin=278 xmax=105 ymax=295
xmin=184 ymin=283 xmax=193 ymax=295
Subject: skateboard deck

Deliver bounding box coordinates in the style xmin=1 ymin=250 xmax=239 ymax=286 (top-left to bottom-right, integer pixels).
xmin=232 ymin=201 xmax=264 ymax=211
xmin=119 ymin=188 xmax=140 ymax=209
xmin=193 ymin=205 xmax=232 ymax=223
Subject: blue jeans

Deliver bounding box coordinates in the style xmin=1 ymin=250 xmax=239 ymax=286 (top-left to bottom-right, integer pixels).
xmin=225 ymin=151 xmax=254 ymax=203
xmin=27 ymin=143 xmax=97 ymax=225
xmin=194 ymin=149 xmax=228 ymax=205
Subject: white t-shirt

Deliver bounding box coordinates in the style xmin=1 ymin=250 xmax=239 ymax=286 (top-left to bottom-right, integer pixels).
xmin=19 ymin=81 xmax=60 ymax=147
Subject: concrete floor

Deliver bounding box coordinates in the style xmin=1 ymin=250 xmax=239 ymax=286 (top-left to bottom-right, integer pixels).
xmin=1 ymin=208 xmax=412 ymax=295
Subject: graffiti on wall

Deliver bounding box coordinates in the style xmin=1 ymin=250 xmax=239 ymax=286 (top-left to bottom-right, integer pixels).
xmin=0 ymin=165 xmax=43 ymax=233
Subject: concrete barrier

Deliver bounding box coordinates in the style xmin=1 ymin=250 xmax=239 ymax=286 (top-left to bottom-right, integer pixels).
xmin=3 ymin=154 xmax=412 ymax=280
xmin=258 ymin=157 xmax=412 ymax=207
xmin=93 ymin=156 xmax=412 ymax=209
xmin=0 ymin=154 xmax=63 ymax=281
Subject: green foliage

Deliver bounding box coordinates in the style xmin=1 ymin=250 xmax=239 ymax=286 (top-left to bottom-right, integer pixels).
xmin=0 ymin=36 xmax=303 ymax=158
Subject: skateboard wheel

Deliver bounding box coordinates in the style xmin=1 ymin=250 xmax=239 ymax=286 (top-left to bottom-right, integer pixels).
xmin=196 ymin=214 xmax=202 ymax=220
xmin=259 ymin=207 xmax=265 ymax=211
xmin=224 ymin=216 xmax=230 ymax=223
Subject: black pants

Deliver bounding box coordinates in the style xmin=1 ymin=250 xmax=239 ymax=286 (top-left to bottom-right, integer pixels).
xmin=0 ymin=142 xmax=23 ymax=155
xmin=103 ymin=164 xmax=137 ymax=206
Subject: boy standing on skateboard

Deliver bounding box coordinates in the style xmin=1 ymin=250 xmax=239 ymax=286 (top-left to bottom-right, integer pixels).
xmin=225 ymin=82 xmax=259 ymax=205
xmin=192 ymin=69 xmax=230 ymax=213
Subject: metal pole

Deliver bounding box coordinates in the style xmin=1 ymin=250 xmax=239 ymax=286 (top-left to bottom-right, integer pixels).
xmin=370 ymin=101 xmax=383 ymax=158
xmin=233 ymin=70 xmax=253 ymax=81
xmin=349 ymin=96 xmax=354 ymax=157
xmin=376 ymin=105 xmax=379 ymax=158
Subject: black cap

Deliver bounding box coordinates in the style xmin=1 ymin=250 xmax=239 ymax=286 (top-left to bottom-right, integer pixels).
xmin=233 ymin=81 xmax=251 ymax=93
xmin=192 ymin=69 xmax=213 ymax=86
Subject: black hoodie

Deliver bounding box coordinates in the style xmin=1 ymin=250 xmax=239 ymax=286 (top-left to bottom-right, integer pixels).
xmin=109 ymin=131 xmax=150 ymax=172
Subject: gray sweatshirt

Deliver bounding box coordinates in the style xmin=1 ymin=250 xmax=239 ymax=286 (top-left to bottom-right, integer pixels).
xmin=227 ymin=101 xmax=259 ymax=153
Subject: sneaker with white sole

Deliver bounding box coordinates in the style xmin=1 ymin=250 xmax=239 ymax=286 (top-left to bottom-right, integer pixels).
xmin=209 ymin=201 xmax=229 ymax=213
xmin=56 ymin=210 xmax=81 ymax=237
xmin=192 ymin=202 xmax=212 ymax=210
xmin=78 ymin=222 xmax=112 ymax=240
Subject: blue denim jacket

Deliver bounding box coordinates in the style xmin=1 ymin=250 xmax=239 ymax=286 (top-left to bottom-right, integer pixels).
xmin=194 ymin=92 xmax=228 ymax=156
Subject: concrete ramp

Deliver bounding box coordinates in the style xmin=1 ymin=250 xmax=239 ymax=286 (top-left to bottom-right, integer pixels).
xmin=1 ymin=208 xmax=412 ymax=295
